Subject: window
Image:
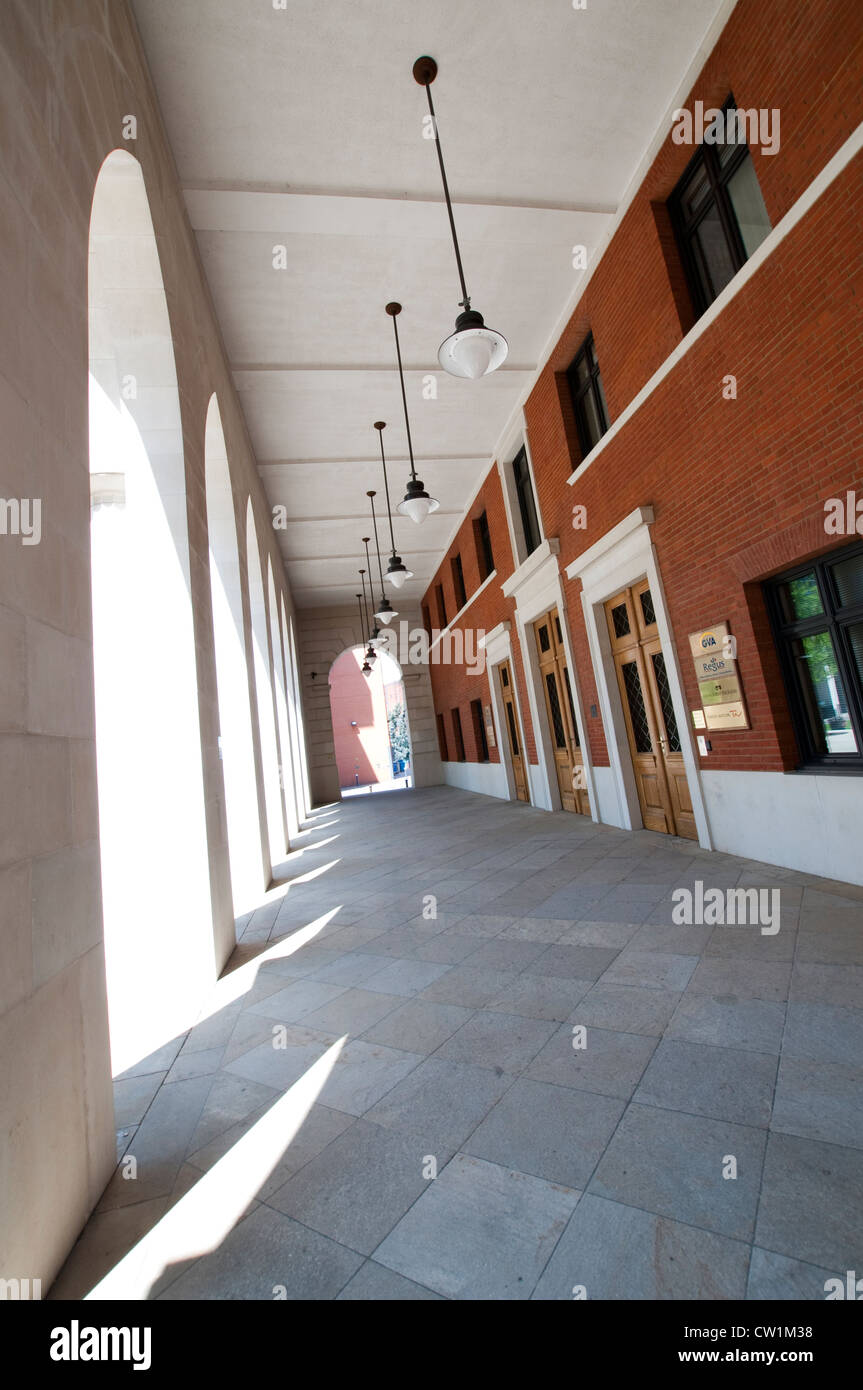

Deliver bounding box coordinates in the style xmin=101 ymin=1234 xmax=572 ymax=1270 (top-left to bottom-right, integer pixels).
xmin=471 ymin=699 xmax=490 ymax=762
xmin=451 ymin=707 xmax=466 ymax=761
xmin=474 ymin=510 xmax=495 ymax=581
xmin=669 ymin=95 xmax=772 ymax=318
xmin=422 ymin=604 xmax=432 ymax=637
xmin=435 ymin=583 xmax=447 ymax=628
xmin=765 ymin=541 xmax=863 ymax=770
xmin=436 ymin=712 xmax=449 ymax=762
xmin=566 ymin=334 xmax=609 ymax=461
xmin=512 ymin=446 xmax=541 ymax=556
xmin=451 ymin=553 xmax=467 ymax=611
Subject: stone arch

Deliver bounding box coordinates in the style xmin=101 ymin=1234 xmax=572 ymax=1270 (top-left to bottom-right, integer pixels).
xmin=327 ymin=644 xmax=412 ymax=794
xmin=88 ymin=149 xmax=215 ymax=1074
xmin=204 ymin=392 xmax=268 ymax=913
xmin=245 ymin=499 xmax=288 ymax=874
xmin=282 ymin=594 xmax=311 ymax=822
xmin=268 ymin=557 xmax=299 ymax=843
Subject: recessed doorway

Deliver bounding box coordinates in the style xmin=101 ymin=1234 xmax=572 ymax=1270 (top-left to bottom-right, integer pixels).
xmin=497 ymin=658 xmax=530 ymax=802
xmin=605 ymin=579 xmax=697 ymax=839
xmin=533 ymin=607 xmax=590 ymax=815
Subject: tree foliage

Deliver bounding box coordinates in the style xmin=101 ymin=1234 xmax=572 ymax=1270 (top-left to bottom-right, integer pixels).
xmin=388 ymin=702 xmax=410 ymax=764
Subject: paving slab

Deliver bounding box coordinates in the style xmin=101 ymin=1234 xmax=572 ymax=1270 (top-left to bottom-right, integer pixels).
xmin=374 ymin=1153 xmax=580 ymax=1300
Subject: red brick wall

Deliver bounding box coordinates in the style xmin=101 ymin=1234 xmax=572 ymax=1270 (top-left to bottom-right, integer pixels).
xmin=424 ymin=467 xmax=540 ymax=764
xmin=423 ymin=0 xmax=863 ymax=777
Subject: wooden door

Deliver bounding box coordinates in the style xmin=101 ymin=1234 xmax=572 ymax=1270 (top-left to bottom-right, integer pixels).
xmin=605 ymin=581 xmax=697 ymax=839
xmin=498 ymin=659 xmax=529 ymax=802
xmin=533 ymin=608 xmax=590 ymax=815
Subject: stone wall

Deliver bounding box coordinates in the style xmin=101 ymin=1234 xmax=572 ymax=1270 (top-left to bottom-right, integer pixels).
xmin=0 ymin=1 xmax=305 ymax=1287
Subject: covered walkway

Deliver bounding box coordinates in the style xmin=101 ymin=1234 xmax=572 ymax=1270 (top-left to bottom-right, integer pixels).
xmin=52 ymin=787 xmax=863 ymax=1301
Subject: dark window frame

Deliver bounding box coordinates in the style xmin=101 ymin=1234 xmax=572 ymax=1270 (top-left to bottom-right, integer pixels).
xmin=436 ymin=711 xmax=449 ymax=762
xmin=475 ymin=510 xmax=495 ymax=582
xmin=471 ymin=698 xmax=490 ymax=762
xmin=764 ymin=539 xmax=863 ymax=773
xmin=451 ymin=552 xmax=467 ymax=612
xmin=566 ymin=333 xmax=609 ymax=462
xmin=451 ymin=707 xmax=466 ymax=762
xmin=668 ymin=94 xmax=771 ymax=320
xmin=512 ymin=445 xmax=542 ymax=557
xmin=435 ymin=582 xmax=448 ymax=629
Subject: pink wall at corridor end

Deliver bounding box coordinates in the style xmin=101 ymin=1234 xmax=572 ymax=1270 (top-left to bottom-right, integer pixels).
xmin=329 ymin=648 xmax=393 ymax=788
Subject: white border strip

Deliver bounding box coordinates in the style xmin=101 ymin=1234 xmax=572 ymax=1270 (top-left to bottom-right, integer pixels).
xmin=427 ymin=568 xmax=498 ymax=652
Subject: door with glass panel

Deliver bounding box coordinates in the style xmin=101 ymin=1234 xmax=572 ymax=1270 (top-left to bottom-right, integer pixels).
xmin=497 ymin=658 xmax=529 ymax=802
xmin=533 ymin=608 xmax=590 ymax=815
xmin=605 ymin=580 xmax=697 ymax=839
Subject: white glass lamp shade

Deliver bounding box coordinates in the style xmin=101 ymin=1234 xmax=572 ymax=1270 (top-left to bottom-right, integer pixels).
xmin=438 ymin=309 xmax=508 ymax=380
xmin=386 ymin=557 xmax=413 ymax=589
xmin=397 ymin=479 xmax=440 ymax=525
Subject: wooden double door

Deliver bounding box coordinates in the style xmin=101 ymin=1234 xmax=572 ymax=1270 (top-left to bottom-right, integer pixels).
xmin=497 ymin=658 xmax=529 ymax=802
xmin=533 ymin=608 xmax=590 ymax=816
xmin=605 ymin=579 xmax=696 ymax=840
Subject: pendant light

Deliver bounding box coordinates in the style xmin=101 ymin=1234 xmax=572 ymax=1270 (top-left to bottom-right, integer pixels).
xmin=356 ymin=592 xmax=373 ymax=675
xmin=413 ymin=55 xmax=508 ymax=379
xmin=368 ymin=489 xmax=397 ymax=625
xmin=374 ymin=421 xmax=413 ymax=589
xmin=385 ymin=302 xmax=439 ymax=524
xmin=361 ymin=541 xmax=384 ymax=647
xmin=359 ymin=568 xmax=377 ymax=664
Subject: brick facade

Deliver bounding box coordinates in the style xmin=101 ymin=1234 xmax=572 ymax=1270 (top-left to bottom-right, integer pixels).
xmin=425 ymin=465 xmax=540 ymax=766
xmin=422 ymin=0 xmax=863 ymax=785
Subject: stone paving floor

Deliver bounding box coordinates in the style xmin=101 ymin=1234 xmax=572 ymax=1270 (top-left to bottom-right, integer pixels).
xmin=51 ymin=786 xmax=863 ymax=1300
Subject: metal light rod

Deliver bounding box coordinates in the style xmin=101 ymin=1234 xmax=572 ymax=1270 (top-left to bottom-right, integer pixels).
xmin=367 ymin=489 xmax=387 ymax=593
xmin=413 ymin=55 xmax=470 ymax=310
xmin=385 ymin=302 xmax=418 ymax=483
xmin=374 ymin=421 xmax=397 ymax=554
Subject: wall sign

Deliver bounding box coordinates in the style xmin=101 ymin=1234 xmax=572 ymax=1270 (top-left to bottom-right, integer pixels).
xmin=702 ymin=700 xmax=749 ymax=731
xmin=698 ymin=674 xmax=742 ymax=706
xmin=692 ymin=650 xmax=736 ymax=681
xmin=688 ymin=622 xmax=750 ymax=731
xmin=688 ymin=623 xmax=732 ymax=659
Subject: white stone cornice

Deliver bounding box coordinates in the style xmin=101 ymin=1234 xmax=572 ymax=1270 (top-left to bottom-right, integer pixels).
xmin=501 ymin=538 xmax=561 ymax=600
xmin=565 ymin=507 xmax=655 ymax=581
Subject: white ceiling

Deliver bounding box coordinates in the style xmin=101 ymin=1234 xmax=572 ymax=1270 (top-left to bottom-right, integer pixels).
xmin=132 ymin=0 xmax=729 ymax=608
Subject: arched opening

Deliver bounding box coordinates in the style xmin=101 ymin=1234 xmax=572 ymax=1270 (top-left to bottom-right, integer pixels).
xmin=204 ymin=395 xmax=266 ymax=913
xmin=245 ymin=501 xmax=287 ymax=873
xmin=268 ymin=559 xmax=299 ymax=845
xmin=328 ymin=647 xmax=413 ymax=798
xmin=88 ymin=150 xmax=215 ymax=1076
xmin=283 ymin=598 xmax=311 ymax=822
